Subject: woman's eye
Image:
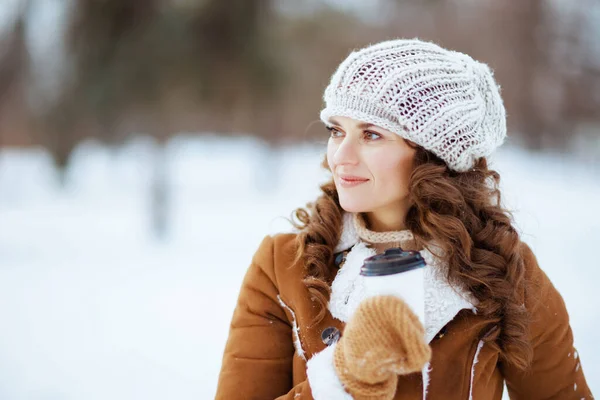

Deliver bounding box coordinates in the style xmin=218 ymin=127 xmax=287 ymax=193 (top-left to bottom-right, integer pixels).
xmin=327 ymin=127 xmax=343 ymax=138
xmin=327 ymin=127 xmax=382 ymax=141
xmin=365 ymin=131 xmax=382 ymax=140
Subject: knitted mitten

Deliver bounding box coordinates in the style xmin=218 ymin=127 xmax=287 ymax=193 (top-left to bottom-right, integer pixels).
xmin=333 ymin=295 xmax=431 ymax=400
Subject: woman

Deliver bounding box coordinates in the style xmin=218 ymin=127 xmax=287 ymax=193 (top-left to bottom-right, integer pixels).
xmin=215 ymin=39 xmax=592 ymax=399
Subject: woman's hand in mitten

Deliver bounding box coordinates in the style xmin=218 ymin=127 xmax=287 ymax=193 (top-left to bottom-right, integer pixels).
xmin=333 ymin=295 xmax=431 ymax=400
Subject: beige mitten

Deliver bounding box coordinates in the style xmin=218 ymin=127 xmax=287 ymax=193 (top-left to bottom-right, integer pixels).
xmin=333 ymin=295 xmax=431 ymax=400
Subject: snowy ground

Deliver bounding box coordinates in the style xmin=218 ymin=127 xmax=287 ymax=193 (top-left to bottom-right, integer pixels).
xmin=0 ymin=135 xmax=598 ymax=399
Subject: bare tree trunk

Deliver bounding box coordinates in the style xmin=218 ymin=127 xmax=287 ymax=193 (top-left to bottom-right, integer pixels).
xmin=254 ymin=140 xmax=282 ymax=193
xmin=0 ymin=0 xmax=31 ymax=149
xmin=150 ymin=136 xmax=170 ymax=240
xmin=509 ymin=0 xmax=547 ymax=150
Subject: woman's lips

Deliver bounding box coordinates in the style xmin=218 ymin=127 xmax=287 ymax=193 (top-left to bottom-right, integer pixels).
xmin=338 ymin=176 xmax=369 ymax=188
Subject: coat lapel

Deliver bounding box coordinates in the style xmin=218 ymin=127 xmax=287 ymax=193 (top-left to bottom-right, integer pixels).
xmin=330 ymin=212 xmax=478 ymax=343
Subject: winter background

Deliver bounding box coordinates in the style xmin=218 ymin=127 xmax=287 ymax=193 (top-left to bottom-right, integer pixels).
xmin=0 ymin=137 xmax=598 ymax=399
xmin=1 ymin=0 xmax=600 ymax=399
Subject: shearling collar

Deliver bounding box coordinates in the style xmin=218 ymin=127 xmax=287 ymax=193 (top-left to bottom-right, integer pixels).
xmin=330 ymin=212 xmax=478 ymax=343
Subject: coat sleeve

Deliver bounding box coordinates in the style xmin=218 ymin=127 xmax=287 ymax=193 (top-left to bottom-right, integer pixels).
xmin=214 ymin=234 xmax=303 ymax=399
xmin=216 ymin=235 xmax=351 ymax=400
xmin=500 ymin=242 xmax=593 ymax=399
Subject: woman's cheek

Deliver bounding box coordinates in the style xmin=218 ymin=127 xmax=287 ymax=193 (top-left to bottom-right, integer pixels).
xmin=372 ymin=152 xmax=412 ymax=195
xmin=370 ymin=151 xmax=403 ymax=176
xmin=326 ymin=144 xmax=336 ymax=171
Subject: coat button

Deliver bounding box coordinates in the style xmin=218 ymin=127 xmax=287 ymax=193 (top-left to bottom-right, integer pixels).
xmin=321 ymin=327 xmax=341 ymax=346
xmin=436 ymin=325 xmax=448 ymax=339
xmin=334 ymin=252 xmax=346 ymax=267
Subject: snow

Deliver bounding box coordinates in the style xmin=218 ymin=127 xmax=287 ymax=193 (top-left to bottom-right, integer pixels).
xmin=422 ymin=361 xmax=431 ymax=399
xmin=469 ymin=340 xmax=485 ymax=400
xmin=277 ymin=295 xmax=306 ymax=361
xmin=0 ymin=135 xmax=598 ymax=399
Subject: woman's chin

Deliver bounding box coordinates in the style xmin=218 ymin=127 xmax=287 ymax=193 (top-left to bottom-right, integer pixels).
xmin=339 ymin=200 xmax=372 ymax=214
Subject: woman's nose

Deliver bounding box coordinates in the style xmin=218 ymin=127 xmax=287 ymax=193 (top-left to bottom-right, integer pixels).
xmin=333 ymin=136 xmax=360 ymax=166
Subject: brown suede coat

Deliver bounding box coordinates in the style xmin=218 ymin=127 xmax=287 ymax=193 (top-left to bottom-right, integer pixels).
xmin=215 ymin=232 xmax=592 ymax=399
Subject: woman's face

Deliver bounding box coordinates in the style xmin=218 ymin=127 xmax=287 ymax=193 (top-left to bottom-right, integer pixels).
xmin=326 ymin=116 xmax=417 ymax=218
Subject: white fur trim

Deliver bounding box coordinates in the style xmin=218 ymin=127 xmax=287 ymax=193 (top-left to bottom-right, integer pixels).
xmin=468 ymin=340 xmax=485 ymax=400
xmin=422 ymin=362 xmax=431 ymax=400
xmin=306 ymin=344 xmax=352 ymax=400
xmin=421 ymin=246 xmax=479 ymax=343
xmin=277 ymin=295 xmax=306 ymax=361
xmin=331 ymin=212 xmax=479 ymax=343
xmin=328 ymin=242 xmax=376 ymax=322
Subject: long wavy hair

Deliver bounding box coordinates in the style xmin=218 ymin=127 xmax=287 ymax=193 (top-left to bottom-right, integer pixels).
xmin=289 ymin=143 xmax=533 ymax=370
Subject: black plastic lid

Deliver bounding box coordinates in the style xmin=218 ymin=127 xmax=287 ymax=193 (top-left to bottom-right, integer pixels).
xmin=360 ymin=247 xmax=426 ymax=277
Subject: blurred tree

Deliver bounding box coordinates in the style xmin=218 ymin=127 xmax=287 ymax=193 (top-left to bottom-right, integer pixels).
xmin=505 ymin=0 xmax=548 ymax=149
xmin=559 ymin=0 xmax=600 ymax=152
xmin=183 ymin=0 xmax=287 ymax=192
xmin=501 ymin=0 xmax=600 ymax=150
xmin=60 ymin=0 xmax=283 ymax=237
xmin=66 ymin=0 xmax=163 ymax=142
xmin=383 ymin=0 xmax=600 ymax=152
xmin=0 ymin=0 xmax=31 ymax=148
xmin=2 ymin=0 xmax=597 ymax=201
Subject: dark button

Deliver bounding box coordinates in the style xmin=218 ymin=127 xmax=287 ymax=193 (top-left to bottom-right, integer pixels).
xmin=334 ymin=252 xmax=345 ymax=267
xmin=436 ymin=325 xmax=448 ymax=339
xmin=321 ymin=327 xmax=341 ymax=346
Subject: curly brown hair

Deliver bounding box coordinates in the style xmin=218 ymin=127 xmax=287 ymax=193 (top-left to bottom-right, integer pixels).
xmin=289 ymin=144 xmax=533 ymax=370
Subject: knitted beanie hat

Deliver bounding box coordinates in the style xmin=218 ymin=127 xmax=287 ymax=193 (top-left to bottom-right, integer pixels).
xmin=320 ymin=38 xmax=507 ymax=172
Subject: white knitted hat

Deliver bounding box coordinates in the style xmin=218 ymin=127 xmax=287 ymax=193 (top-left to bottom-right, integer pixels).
xmin=320 ymin=38 xmax=507 ymax=172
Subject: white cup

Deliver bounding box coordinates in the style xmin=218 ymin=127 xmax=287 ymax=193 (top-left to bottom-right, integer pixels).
xmin=360 ymin=248 xmax=427 ymax=326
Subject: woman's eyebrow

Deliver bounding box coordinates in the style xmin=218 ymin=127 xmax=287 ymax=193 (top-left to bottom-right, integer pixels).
xmin=328 ymin=118 xmax=378 ymax=130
